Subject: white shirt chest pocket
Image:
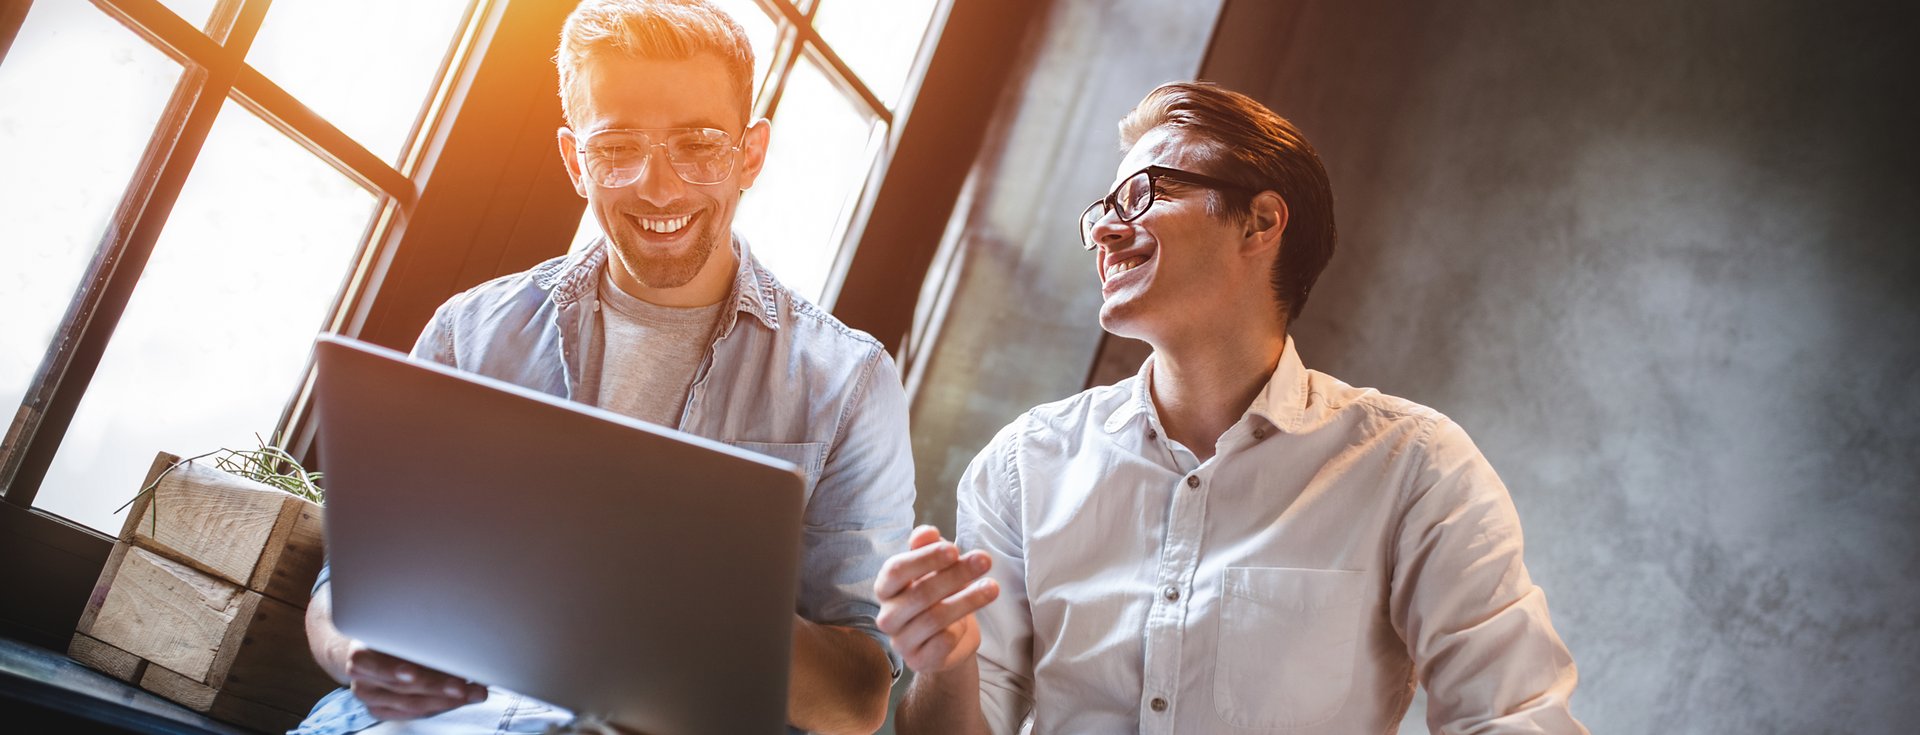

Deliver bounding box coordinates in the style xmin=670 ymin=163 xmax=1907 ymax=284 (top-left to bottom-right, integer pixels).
xmin=1213 ymin=566 xmax=1371 ymax=730
xmin=724 ymin=440 xmax=827 ymax=502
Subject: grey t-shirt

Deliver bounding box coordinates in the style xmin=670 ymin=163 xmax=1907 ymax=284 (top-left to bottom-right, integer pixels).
xmin=595 ymin=272 xmax=726 ymax=428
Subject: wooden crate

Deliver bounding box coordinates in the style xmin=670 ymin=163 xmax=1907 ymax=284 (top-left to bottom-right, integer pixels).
xmin=69 ymin=452 xmax=335 ymax=733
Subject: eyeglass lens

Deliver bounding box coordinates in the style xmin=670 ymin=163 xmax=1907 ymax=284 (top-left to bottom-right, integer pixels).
xmin=1081 ymin=170 xmax=1156 ymax=248
xmin=581 ymin=128 xmax=735 ymax=187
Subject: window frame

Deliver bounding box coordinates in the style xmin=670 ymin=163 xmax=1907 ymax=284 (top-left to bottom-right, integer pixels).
xmin=0 ymin=0 xmax=457 ymax=509
xmin=0 ymin=0 xmax=488 ymax=648
xmin=0 ymin=0 xmax=1036 ymax=650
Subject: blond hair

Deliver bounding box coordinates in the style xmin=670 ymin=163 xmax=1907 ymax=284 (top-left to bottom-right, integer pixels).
xmin=556 ymin=0 xmax=755 ymax=126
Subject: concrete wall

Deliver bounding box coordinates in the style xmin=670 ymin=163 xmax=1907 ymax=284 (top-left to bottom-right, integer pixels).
xmin=1200 ymin=1 xmax=1920 ymax=732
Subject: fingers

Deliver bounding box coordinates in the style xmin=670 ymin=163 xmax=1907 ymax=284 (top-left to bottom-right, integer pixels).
xmin=346 ymin=646 xmax=487 ymax=702
xmin=876 ymin=548 xmax=990 ymax=633
xmin=900 ymin=551 xmax=992 ymax=616
xmin=353 ymin=681 xmax=485 ymax=721
xmin=894 ymin=576 xmax=1000 ymax=660
xmin=877 ymin=527 xmax=1002 ymax=673
xmin=907 ymin=524 xmax=943 ymax=550
xmin=876 ymin=528 xmax=965 ymax=600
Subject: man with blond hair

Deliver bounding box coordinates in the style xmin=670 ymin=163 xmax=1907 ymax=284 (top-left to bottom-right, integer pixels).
xmin=292 ymin=1 xmax=911 ymax=733
xmin=875 ymin=81 xmax=1587 ymax=734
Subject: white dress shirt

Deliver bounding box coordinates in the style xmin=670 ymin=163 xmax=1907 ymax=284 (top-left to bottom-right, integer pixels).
xmin=957 ymin=338 xmax=1585 ymax=734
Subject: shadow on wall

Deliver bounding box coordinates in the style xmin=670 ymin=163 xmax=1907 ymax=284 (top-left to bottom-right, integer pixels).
xmin=1203 ymin=0 xmax=1920 ymax=732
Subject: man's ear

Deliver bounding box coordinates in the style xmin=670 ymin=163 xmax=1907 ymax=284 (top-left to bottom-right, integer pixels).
xmin=556 ymin=127 xmax=589 ymax=198
xmin=735 ymin=118 xmax=772 ymax=191
xmin=1242 ymin=190 xmax=1289 ymax=255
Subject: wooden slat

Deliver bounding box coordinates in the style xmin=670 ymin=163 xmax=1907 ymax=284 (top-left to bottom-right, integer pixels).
xmin=68 ymin=632 xmax=148 ymax=683
xmin=207 ymin=591 xmax=263 ymax=688
xmin=74 ymin=540 xmax=133 ymax=634
xmin=114 ymin=453 xmax=179 ymax=541
xmin=141 ymin=664 xmax=309 ymax=733
xmin=215 ymin=595 xmax=335 ymax=712
xmin=138 ymin=664 xmax=216 ymax=710
xmin=252 ymin=497 xmax=325 ymax=606
xmin=127 ymin=459 xmax=289 ymax=586
xmin=88 ymin=547 xmax=247 ymax=682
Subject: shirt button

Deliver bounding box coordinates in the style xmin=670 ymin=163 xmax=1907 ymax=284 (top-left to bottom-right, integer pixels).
xmin=1185 ymin=475 xmax=1200 ymax=489
xmin=1253 ymin=427 xmax=1267 ymax=440
xmin=1146 ymin=428 xmax=1158 ymax=441
xmin=1150 ymin=697 xmax=1168 ymax=712
xmin=1161 ymin=584 xmax=1180 ymax=601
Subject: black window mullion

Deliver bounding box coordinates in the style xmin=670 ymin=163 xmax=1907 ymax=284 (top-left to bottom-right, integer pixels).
xmin=760 ymin=0 xmax=891 ymax=124
xmin=0 ymin=0 xmax=275 ymax=506
xmin=757 ymin=21 xmax=803 ymax=120
xmin=232 ymin=67 xmax=417 ymax=206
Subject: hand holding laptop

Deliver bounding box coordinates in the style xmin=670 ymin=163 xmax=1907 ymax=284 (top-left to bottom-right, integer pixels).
xmin=308 ymin=582 xmax=489 ymax=721
xmin=342 ymin=642 xmax=489 ymax=721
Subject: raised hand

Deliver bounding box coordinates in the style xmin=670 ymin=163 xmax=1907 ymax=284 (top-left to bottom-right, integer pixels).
xmin=874 ymin=525 xmax=1000 ymax=673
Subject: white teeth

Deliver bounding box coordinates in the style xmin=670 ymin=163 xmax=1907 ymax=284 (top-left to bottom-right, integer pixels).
xmin=639 ymin=214 xmax=691 ymax=234
xmin=1104 ymin=255 xmax=1148 ymax=280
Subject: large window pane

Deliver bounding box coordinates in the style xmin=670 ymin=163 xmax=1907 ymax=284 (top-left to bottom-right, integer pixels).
xmin=813 ymin=0 xmax=939 ymax=109
xmin=0 ymin=3 xmax=183 ymax=436
xmin=34 ymin=101 xmax=376 ymax=534
xmin=245 ymin=0 xmax=471 ymax=162
xmin=734 ymin=58 xmax=881 ymax=302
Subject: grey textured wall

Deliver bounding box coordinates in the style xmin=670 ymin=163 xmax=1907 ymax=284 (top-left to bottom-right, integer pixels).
xmin=1201 ymin=0 xmax=1920 ymax=732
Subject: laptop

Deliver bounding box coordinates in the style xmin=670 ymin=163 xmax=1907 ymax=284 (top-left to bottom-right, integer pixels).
xmin=312 ymin=335 xmax=804 ymax=735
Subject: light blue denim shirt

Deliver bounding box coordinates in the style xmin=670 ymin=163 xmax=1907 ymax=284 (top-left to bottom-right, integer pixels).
xmin=293 ymin=236 xmax=916 ymax=734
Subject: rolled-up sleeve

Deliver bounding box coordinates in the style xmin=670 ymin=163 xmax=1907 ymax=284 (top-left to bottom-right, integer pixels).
xmin=796 ymin=348 xmax=917 ymax=675
xmin=1392 ymin=419 xmax=1587 ymax=734
xmin=956 ymin=419 xmax=1036 ymax=735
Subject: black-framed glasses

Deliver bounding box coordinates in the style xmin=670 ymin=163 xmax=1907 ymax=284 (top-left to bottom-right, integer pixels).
xmin=1079 ymin=164 xmax=1255 ymax=249
xmin=573 ymin=127 xmax=742 ymax=187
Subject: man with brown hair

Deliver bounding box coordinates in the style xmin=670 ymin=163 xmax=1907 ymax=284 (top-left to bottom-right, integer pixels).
xmin=877 ymin=81 xmax=1587 ymax=734
xmin=292 ymin=1 xmax=910 ymax=733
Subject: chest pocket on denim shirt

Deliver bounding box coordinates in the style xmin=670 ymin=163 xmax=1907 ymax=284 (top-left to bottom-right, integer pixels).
xmin=1213 ymin=566 xmax=1370 ymax=729
xmin=724 ymin=440 xmax=827 ymax=503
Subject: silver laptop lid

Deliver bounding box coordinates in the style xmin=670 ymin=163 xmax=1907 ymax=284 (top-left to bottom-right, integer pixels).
xmin=314 ymin=335 xmax=803 ymax=735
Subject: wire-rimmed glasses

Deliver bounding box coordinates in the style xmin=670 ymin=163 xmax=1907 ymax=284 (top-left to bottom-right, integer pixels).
xmin=573 ymin=127 xmax=741 ymax=187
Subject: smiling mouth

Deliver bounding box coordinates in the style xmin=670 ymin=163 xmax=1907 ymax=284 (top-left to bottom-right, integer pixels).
xmin=630 ymin=212 xmax=695 ymax=235
xmin=1104 ymin=254 xmax=1150 ymax=280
